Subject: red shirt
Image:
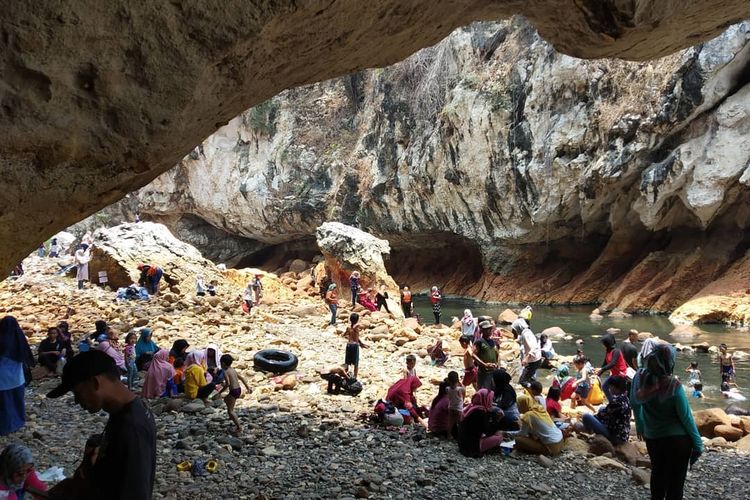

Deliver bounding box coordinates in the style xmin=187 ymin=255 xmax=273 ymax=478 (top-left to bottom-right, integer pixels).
xmin=605 ymin=349 xmax=628 ymax=377
xmin=546 ymin=397 xmax=562 ymax=418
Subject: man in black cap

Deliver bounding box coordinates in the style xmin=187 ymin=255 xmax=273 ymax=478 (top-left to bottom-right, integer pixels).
xmin=46 ymin=350 xmax=156 ymax=499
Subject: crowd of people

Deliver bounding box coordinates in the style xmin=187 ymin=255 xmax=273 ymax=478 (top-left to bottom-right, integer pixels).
xmin=1 ymin=263 xmax=745 ymax=500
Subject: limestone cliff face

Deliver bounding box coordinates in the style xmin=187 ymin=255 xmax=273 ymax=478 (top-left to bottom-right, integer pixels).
xmin=138 ymin=19 xmax=750 ymax=322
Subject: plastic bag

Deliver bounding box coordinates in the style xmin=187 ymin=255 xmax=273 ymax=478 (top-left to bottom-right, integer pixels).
xmin=37 ymin=466 xmax=66 ymax=482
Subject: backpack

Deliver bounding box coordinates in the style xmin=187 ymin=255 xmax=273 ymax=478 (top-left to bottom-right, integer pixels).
xmin=342 ymin=379 xmax=363 ymax=396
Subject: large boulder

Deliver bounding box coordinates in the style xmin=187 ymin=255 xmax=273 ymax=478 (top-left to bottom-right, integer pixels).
xmin=714 ymin=424 xmax=743 ymax=442
xmin=316 ymin=222 xmax=401 ymax=316
xmin=726 ymin=404 xmax=750 ymax=416
xmin=497 ymin=309 xmax=518 ymax=325
xmin=89 ymin=222 xmax=225 ymax=294
xmin=540 ymin=326 xmax=566 ymax=339
xmin=669 ymin=324 xmax=702 ymax=339
xmin=588 ymin=435 xmax=615 ymax=456
xmin=736 ymin=433 xmax=750 ymax=453
xmin=693 ymin=408 xmax=732 ymax=437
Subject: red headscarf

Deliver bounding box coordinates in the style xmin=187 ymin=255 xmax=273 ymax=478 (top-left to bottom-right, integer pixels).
xmin=463 ymin=388 xmax=494 ymax=419
xmin=386 ymin=376 xmax=422 ymax=406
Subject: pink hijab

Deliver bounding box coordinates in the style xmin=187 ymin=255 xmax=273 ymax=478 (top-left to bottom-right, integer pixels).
xmin=142 ymin=349 xmax=175 ymax=399
xmin=386 ymin=375 xmax=422 ymax=406
xmin=463 ymin=388 xmax=494 ymax=419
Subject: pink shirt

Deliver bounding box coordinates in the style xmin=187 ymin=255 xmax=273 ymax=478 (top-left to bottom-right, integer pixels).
xmin=0 ymin=469 xmax=47 ymax=499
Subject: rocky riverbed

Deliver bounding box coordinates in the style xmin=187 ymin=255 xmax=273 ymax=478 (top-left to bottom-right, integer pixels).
xmin=2 ymin=251 xmax=750 ymax=498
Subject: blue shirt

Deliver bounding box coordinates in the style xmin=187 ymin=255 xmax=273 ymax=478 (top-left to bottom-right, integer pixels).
xmin=0 ymin=357 xmax=24 ymax=390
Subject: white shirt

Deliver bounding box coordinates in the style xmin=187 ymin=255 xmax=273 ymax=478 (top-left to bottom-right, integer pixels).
xmin=521 ymin=329 xmax=541 ymax=362
xmin=447 ymin=386 xmax=465 ymax=411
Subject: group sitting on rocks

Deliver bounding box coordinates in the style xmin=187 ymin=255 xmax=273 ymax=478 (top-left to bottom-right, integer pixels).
xmin=364 ymin=306 xmax=709 ymax=500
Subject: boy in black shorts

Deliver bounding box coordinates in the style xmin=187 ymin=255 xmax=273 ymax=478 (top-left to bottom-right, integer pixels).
xmin=344 ymin=313 xmax=367 ymax=379
xmin=217 ymin=355 xmax=252 ymax=435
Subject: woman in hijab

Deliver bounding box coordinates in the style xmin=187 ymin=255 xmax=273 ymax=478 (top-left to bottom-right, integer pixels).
xmin=0 ymin=316 xmax=34 ymax=436
xmin=135 ymin=328 xmax=159 ymax=371
xmin=89 ymin=320 xmax=108 ymax=341
xmin=460 ymin=309 xmax=476 ymax=337
xmin=57 ymin=321 xmax=74 ymax=359
xmin=596 ymin=332 xmax=628 ymax=402
xmin=427 ymin=339 xmax=448 ymax=366
xmin=168 ymin=339 xmax=190 ymax=365
xmin=430 ymin=286 xmax=442 ymax=325
xmin=97 ymin=337 xmax=125 ymax=373
xmin=204 ymin=343 xmax=225 ymax=385
xmin=491 ymin=369 xmax=520 ymax=430
xmin=515 ymin=394 xmax=564 ymax=456
xmin=74 ymin=243 xmax=90 ymax=290
xmin=457 ymin=388 xmax=503 ymax=457
xmin=0 ymin=444 xmax=47 ymax=499
xmin=184 ymin=351 xmax=216 ymax=401
xmin=142 ymin=349 xmax=176 ymax=398
xmin=386 ymin=375 xmax=428 ymax=428
xmin=631 ymin=343 xmax=702 ymax=500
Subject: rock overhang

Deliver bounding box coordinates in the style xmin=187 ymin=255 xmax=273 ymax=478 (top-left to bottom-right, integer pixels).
xmin=2 ymin=0 xmax=750 ymax=273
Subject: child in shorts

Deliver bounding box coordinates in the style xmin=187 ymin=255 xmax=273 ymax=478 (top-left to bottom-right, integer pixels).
xmin=459 ymin=335 xmax=478 ymax=388
xmin=344 ymin=312 xmax=367 ymax=379
xmin=217 ymin=354 xmax=252 ymax=435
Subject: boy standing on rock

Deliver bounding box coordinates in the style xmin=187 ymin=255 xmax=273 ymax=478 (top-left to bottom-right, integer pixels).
xmin=344 ymin=313 xmax=367 ymax=379
xmin=459 ymin=335 xmax=478 ymax=388
xmin=47 ymin=350 xmax=156 ymax=500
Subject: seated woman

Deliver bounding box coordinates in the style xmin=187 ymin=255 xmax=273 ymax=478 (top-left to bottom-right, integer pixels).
xmin=577 ymin=375 xmax=631 ymax=445
xmin=491 ymin=369 xmax=520 ymax=431
xmin=457 ymin=388 xmax=503 ymax=457
xmin=386 ymin=375 xmax=428 ymax=428
xmin=142 ymin=349 xmax=176 ymax=399
xmin=428 ymin=372 xmax=463 ymax=437
xmin=38 ymin=327 xmax=64 ymax=373
xmin=173 ymin=359 xmax=186 ymax=393
xmin=515 ymin=394 xmax=564 ymax=456
xmin=184 ymin=351 xmax=216 ymax=402
xmin=168 ymin=339 xmax=190 ymax=365
xmin=357 ymin=291 xmax=377 ymax=312
xmin=427 ymin=339 xmax=448 ymax=366
xmin=546 ymin=385 xmax=563 ymax=420
xmin=135 ymin=328 xmax=159 ymax=371
xmin=0 ymin=443 xmax=47 ymax=499
xmin=56 ymin=321 xmax=75 ymax=359
xmin=96 ymin=336 xmax=126 ymax=373
xmin=204 ymin=343 xmax=225 ymax=385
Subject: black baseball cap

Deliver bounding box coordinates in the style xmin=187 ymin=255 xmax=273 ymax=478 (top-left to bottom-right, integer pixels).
xmin=47 ymin=350 xmax=118 ymax=398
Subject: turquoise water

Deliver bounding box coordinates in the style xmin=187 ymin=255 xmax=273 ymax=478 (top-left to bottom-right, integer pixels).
xmin=413 ymin=297 xmax=750 ymax=409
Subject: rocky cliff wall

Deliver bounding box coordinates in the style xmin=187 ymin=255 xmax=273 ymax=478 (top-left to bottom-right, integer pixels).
xmin=138 ymin=18 xmax=750 ymax=323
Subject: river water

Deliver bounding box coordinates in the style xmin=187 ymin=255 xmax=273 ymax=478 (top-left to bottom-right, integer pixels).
xmin=412 ymin=297 xmax=750 ymax=409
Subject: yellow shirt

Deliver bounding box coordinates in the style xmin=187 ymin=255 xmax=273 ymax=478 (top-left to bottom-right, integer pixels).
xmin=184 ymin=364 xmax=207 ymax=399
